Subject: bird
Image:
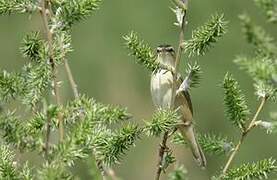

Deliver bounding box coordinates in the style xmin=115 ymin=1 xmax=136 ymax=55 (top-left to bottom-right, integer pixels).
xmin=150 ymin=44 xmax=206 ymax=167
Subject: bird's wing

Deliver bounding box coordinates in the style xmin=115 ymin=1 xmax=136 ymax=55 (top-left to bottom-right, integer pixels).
xmin=176 ymin=77 xmax=193 ymax=115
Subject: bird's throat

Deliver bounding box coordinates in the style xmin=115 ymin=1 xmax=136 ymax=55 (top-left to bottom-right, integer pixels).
xmin=157 ymin=54 xmax=175 ymax=69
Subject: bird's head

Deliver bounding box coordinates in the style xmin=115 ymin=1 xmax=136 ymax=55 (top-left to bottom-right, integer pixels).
xmin=156 ymin=45 xmax=176 ymax=67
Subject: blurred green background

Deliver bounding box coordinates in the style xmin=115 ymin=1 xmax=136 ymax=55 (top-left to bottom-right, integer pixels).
xmin=0 ymin=0 xmax=276 ymax=179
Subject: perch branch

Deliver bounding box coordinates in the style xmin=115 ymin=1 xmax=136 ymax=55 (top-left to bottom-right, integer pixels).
xmin=64 ymin=59 xmax=79 ymax=99
xmin=155 ymin=5 xmax=187 ymax=180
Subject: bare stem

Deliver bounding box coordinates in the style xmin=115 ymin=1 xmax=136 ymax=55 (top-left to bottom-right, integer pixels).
xmin=174 ymin=11 xmax=186 ymax=72
xmin=171 ymin=10 xmax=186 ymax=107
xmin=64 ymin=59 xmax=79 ymax=98
xmin=44 ymin=114 xmax=51 ymax=158
xmin=222 ymin=96 xmax=267 ymax=175
xmin=155 ymin=132 xmax=169 ymax=180
xmin=246 ymin=96 xmax=267 ymax=132
xmin=40 ymin=0 xmax=64 ymax=142
xmin=222 ymin=133 xmax=245 ymax=174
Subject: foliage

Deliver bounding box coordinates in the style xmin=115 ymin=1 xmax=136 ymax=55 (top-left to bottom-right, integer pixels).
xmin=168 ymin=165 xmax=188 ymax=180
xmin=177 ymin=63 xmax=202 ymax=93
xmin=0 ymin=144 xmax=33 ymax=179
xmin=183 ymin=13 xmax=227 ymax=57
xmin=0 ymin=0 xmax=141 ymax=179
xmin=239 ymin=14 xmax=277 ymax=58
xmin=172 ymin=132 xmax=233 ymax=155
xmin=234 ymin=56 xmax=277 ymax=99
xmin=145 ymin=109 xmax=179 ymax=137
xmin=0 ymin=0 xmax=276 ymax=179
xmin=235 ymin=14 xmax=277 ymax=100
xmin=124 ymin=32 xmax=159 ymax=72
xmin=0 ymin=0 xmax=37 ymax=15
xmin=93 ymin=124 xmax=142 ymax=166
xmin=254 ymin=0 xmax=277 ymax=23
xmin=217 ymin=1 xmax=277 ymax=179
xmin=21 ymin=32 xmax=45 ymax=62
xmin=222 ymin=158 xmax=277 ymax=180
xmin=53 ymin=0 xmax=102 ymax=29
xmin=223 ymin=73 xmax=250 ymax=130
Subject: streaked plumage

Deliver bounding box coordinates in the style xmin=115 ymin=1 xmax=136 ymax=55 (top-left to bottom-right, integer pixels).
xmin=150 ymin=45 xmax=206 ymax=167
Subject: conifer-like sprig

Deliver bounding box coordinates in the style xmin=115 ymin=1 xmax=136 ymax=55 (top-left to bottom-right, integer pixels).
xmin=239 ymin=14 xmax=277 ymax=58
xmin=198 ymin=134 xmax=233 ymax=155
xmin=54 ymin=0 xmax=102 ymax=29
xmin=0 ymin=71 xmax=23 ymax=102
xmin=0 ymin=145 xmax=18 ymax=179
xmin=37 ymin=162 xmax=72 ymax=180
xmin=50 ymin=121 xmax=141 ymax=168
xmin=94 ymin=124 xmax=142 ymax=166
xmin=186 ymin=63 xmax=201 ymax=88
xmin=177 ymin=63 xmax=202 ymax=93
xmin=222 ymin=158 xmax=277 ymax=180
xmin=63 ymin=95 xmax=131 ymax=126
xmin=223 ymin=73 xmax=250 ymax=130
xmin=0 ymin=111 xmax=47 ymax=151
xmin=254 ymin=0 xmax=277 ymax=23
xmin=50 ymin=117 xmax=96 ymax=167
xmin=51 ymin=31 xmax=73 ymax=63
xmin=0 ymin=0 xmax=37 ymax=15
xmin=0 ymin=145 xmax=33 ymax=179
xmin=124 ymin=32 xmax=159 ymax=72
xmin=21 ymin=62 xmax=52 ymax=106
xmin=0 ymin=62 xmax=52 ymax=106
xmin=92 ymin=103 xmax=131 ymax=125
xmin=172 ymin=132 xmax=233 ymax=155
xmin=235 ymin=56 xmax=276 ymax=84
xmin=145 ymin=109 xmax=180 ymax=137
xmin=235 ymin=56 xmax=277 ymax=99
xmin=184 ymin=13 xmax=227 ymax=57
xmin=21 ymin=32 xmax=45 ymax=62
xmin=20 ymin=163 xmax=33 ymax=180
xmin=0 ymin=112 xmax=24 ymax=147
xmin=168 ymin=165 xmax=188 ymax=180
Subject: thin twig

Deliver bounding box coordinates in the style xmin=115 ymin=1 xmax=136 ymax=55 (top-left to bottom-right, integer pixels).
xmin=155 ymin=131 xmax=169 ymax=180
xmin=44 ymin=113 xmax=51 ymax=158
xmin=39 ymin=0 xmax=64 ymax=142
xmin=222 ymin=96 xmax=267 ymax=175
xmin=246 ymin=96 xmax=267 ymax=132
xmin=222 ymin=134 xmax=244 ymax=175
xmin=154 ymin=8 xmax=187 ymax=180
xmin=174 ymin=11 xmax=186 ymax=73
xmin=64 ymin=59 xmax=79 ymax=98
xmin=41 ymin=99 xmax=51 ymax=159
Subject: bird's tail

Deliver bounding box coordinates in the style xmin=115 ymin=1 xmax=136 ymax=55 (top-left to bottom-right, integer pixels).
xmin=178 ymin=123 xmax=206 ymax=168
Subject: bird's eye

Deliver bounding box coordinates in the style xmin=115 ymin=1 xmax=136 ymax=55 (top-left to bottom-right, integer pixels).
xmin=156 ymin=48 xmax=162 ymax=53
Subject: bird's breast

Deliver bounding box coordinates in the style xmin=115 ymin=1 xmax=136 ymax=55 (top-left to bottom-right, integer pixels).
xmin=150 ymin=70 xmax=174 ymax=108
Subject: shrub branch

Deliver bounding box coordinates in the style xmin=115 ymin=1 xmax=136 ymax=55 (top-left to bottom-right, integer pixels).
xmin=222 ymin=96 xmax=267 ymax=174
xmin=39 ymin=0 xmax=64 ymax=144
